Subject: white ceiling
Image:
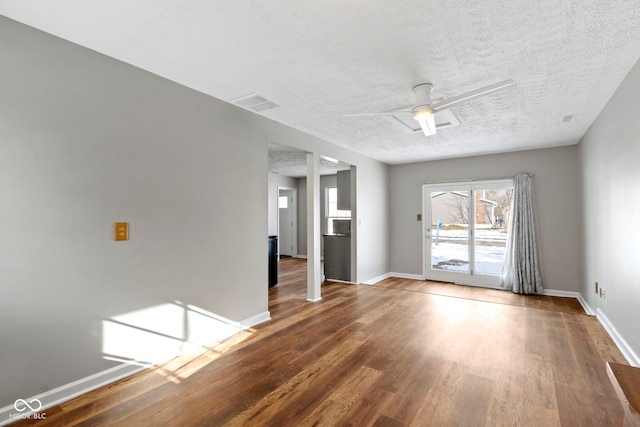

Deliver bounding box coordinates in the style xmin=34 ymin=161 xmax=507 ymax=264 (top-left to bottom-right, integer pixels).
xmin=2 ymin=1 xmax=640 ymax=165
xmin=268 ymin=143 xmax=350 ymax=178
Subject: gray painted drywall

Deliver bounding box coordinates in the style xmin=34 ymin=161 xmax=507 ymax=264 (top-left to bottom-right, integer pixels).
xmin=0 ymin=16 xmax=269 ymax=406
xmin=389 ymin=146 xmax=581 ymax=291
xmin=353 ymin=161 xmax=389 ymax=282
xmin=297 ymin=177 xmax=307 ymax=254
xmin=296 ymin=175 xmax=337 ymax=257
xmin=249 ymin=120 xmax=390 ymax=286
xmin=298 ymin=168 xmax=388 ymax=283
xmin=578 ymin=58 xmax=640 ymax=360
xmin=0 ymin=17 xmax=390 ymax=408
xmin=267 ymin=173 xmax=297 ymax=236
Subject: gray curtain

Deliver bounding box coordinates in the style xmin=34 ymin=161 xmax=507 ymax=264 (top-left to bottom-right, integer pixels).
xmin=502 ymin=173 xmax=544 ymax=294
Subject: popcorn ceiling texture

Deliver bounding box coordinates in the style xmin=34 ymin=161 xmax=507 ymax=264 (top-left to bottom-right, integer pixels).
xmin=268 ymin=144 xmax=350 ymax=178
xmin=2 ymin=1 xmax=640 ymax=165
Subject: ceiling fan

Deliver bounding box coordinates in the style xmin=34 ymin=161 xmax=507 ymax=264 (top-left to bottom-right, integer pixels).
xmin=345 ymin=80 xmax=517 ymax=137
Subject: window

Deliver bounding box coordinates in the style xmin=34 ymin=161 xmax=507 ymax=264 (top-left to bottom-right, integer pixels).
xmin=326 ymin=187 xmax=350 ymax=233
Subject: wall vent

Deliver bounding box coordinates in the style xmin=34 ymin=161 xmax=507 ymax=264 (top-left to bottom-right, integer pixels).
xmin=230 ymin=93 xmax=279 ymax=112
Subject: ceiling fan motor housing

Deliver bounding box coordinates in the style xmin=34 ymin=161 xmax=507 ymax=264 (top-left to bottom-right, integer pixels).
xmin=412 ymin=83 xmax=434 ymax=114
xmin=411 ymin=83 xmax=436 ymax=136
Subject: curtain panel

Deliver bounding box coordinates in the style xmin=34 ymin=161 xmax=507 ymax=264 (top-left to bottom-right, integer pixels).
xmin=502 ymin=173 xmax=544 ymax=294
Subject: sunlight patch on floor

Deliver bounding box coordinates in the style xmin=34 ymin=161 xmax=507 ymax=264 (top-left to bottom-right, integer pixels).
xmin=102 ymin=301 xmax=254 ymax=382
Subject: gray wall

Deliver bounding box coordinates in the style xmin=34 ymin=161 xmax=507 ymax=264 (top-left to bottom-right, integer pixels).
xmin=578 ymin=58 xmax=640 ymax=360
xmin=267 ymin=173 xmax=297 ymax=236
xmin=0 ymin=17 xmax=390 ymax=407
xmin=354 ymin=161 xmax=390 ymax=281
xmin=389 ymin=146 xmax=581 ymax=292
xmin=250 ymin=123 xmax=390 ymax=286
xmin=0 ymin=16 xmax=269 ymax=406
xmin=297 ymin=174 xmax=337 ymax=257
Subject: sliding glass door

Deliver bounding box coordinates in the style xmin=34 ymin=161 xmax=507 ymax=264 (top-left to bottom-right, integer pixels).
xmin=423 ymin=180 xmax=513 ymax=288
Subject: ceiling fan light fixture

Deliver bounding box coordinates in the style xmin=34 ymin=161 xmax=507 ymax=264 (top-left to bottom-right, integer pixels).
xmin=345 ymin=80 xmax=515 ymax=139
xmin=413 ymin=108 xmax=436 ymax=136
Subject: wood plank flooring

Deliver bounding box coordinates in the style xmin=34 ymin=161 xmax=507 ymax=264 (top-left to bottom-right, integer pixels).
xmin=14 ymin=258 xmax=627 ymax=426
xmin=375 ymin=277 xmax=587 ymax=315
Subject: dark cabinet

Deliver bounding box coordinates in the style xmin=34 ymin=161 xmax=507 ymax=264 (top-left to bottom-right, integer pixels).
xmin=323 ymin=234 xmax=351 ymax=281
xmin=268 ymin=235 xmax=278 ymax=287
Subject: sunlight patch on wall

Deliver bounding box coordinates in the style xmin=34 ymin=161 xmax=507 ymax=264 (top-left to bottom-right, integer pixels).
xmin=102 ymin=301 xmax=253 ymax=381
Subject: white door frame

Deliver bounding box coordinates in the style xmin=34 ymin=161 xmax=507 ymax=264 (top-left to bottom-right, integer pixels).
xmin=277 ymin=186 xmax=297 ymax=257
xmin=422 ymin=179 xmax=512 ymax=288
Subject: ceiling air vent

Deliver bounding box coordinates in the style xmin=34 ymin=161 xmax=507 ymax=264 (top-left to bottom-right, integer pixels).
xmin=230 ymin=93 xmax=279 ymax=112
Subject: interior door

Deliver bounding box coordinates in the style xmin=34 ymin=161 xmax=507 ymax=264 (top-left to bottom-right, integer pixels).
xmin=423 ymin=180 xmax=513 ymax=288
xmin=278 ymin=189 xmax=294 ymax=257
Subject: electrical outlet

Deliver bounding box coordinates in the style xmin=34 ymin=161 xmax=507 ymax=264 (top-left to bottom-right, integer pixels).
xmin=595 ymin=281 xmax=599 ymax=294
xmin=599 ymin=287 xmax=605 ymax=299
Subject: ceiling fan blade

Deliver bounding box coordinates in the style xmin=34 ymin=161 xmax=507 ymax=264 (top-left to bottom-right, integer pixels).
xmin=343 ymin=104 xmax=413 ymax=117
xmin=430 ymin=80 xmax=516 ymax=112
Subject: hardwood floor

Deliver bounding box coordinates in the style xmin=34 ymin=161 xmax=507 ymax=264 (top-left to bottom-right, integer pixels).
xmin=14 ymin=258 xmax=627 ymax=426
xmin=375 ymin=277 xmax=587 ymax=315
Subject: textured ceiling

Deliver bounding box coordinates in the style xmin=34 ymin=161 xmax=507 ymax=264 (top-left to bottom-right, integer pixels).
xmin=2 ymin=1 xmax=640 ymax=165
xmin=268 ymin=144 xmax=350 ymax=178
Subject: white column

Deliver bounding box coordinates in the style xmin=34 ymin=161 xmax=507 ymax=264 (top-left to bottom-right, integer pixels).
xmin=349 ymin=165 xmax=357 ymax=283
xmin=306 ymin=152 xmax=322 ymax=301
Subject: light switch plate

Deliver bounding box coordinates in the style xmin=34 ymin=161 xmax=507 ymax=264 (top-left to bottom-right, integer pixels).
xmin=115 ymin=222 xmax=128 ymax=241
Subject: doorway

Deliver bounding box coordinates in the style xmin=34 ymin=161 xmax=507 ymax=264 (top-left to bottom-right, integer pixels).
xmin=268 ymin=142 xmax=357 ymax=301
xmin=423 ymin=180 xmax=513 ymax=288
xmin=278 ymin=187 xmax=297 ymax=258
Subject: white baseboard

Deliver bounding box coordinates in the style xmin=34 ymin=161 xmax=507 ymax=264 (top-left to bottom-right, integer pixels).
xmin=542 ymin=289 xmax=596 ymax=316
xmin=542 ymin=289 xmax=595 ymax=316
xmin=542 ymin=289 xmax=579 ymax=298
xmin=390 ymin=272 xmax=425 ymax=281
xmin=542 ymin=291 xmax=638 ymax=367
xmin=0 ymin=310 xmax=271 ymax=426
xmin=295 ymin=254 xmax=307 ymax=259
xmin=595 ymin=308 xmax=640 ymax=367
xmin=492 ymin=288 xmax=639 ymax=367
xmin=362 ymin=272 xmax=424 ymax=285
xmin=326 ymin=279 xmax=356 ymax=284
xmin=576 ymin=293 xmax=595 ymax=316
xmin=239 ymin=311 xmax=271 ymax=327
xmin=362 ymin=272 xmax=391 ymax=285
xmin=0 ymin=363 xmax=147 ymax=426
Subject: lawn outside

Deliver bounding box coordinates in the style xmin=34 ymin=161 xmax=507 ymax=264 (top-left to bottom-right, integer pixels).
xmin=431 ymin=227 xmax=507 ymax=275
